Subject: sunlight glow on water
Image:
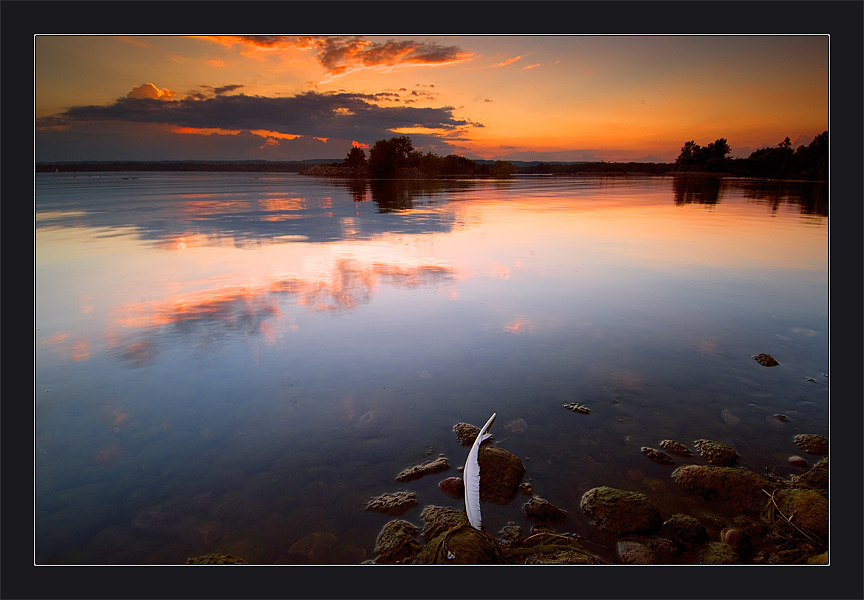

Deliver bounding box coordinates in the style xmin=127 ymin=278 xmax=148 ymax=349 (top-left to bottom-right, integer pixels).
xmin=35 ymin=173 xmax=828 ymax=564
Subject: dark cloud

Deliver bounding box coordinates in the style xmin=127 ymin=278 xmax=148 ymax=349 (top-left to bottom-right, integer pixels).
xmin=37 ymin=90 xmax=478 ymax=143
xmin=311 ymin=37 xmax=469 ymax=75
xmin=214 ymin=84 xmax=244 ymax=95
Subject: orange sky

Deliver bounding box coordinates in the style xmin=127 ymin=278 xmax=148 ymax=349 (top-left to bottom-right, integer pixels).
xmin=35 ymin=35 xmax=828 ymax=162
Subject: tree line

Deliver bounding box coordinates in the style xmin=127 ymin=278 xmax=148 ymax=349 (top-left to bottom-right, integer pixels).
xmin=674 ymin=131 xmax=827 ymax=180
xmin=342 ymin=136 xmax=517 ymax=178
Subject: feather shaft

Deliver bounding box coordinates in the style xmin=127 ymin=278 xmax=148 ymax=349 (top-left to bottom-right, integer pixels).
xmin=464 ymin=412 xmax=496 ymax=530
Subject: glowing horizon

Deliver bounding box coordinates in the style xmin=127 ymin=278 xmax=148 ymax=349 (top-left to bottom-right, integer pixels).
xmin=35 ymin=35 xmax=828 ymax=163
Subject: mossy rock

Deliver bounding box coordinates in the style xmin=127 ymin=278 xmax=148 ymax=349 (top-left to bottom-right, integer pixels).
xmin=580 ymin=486 xmax=663 ymax=536
xmin=185 ymin=553 xmax=248 ymax=564
xmin=699 ymin=541 xmax=740 ymax=564
xmin=477 ymin=446 xmax=525 ymax=504
xmin=373 ymin=520 xmax=423 ymax=564
xmin=672 ymin=465 xmax=773 ymax=514
xmin=413 ymin=524 xmax=506 ymax=564
xmin=663 ymin=513 xmax=708 ymax=546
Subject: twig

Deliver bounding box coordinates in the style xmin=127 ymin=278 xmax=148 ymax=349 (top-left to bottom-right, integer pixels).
xmin=761 ymin=489 xmax=825 ymax=546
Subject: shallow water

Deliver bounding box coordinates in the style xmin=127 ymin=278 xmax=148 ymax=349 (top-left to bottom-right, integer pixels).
xmin=34 ymin=172 xmax=828 ymax=564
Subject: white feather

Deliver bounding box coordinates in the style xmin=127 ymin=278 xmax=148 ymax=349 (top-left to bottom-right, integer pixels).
xmin=464 ymin=412 xmax=496 ymax=530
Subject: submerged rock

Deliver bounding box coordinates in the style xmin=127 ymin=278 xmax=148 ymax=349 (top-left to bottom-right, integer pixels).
xmin=694 ymin=439 xmax=739 ymax=466
xmin=753 ymin=353 xmax=780 ymax=367
xmin=523 ymin=496 xmax=568 ymax=523
xmin=365 ymin=491 xmax=418 ymax=516
xmin=671 ymin=465 xmax=772 ymax=514
xmin=660 ymin=440 xmax=693 ymax=457
xmin=580 ymin=486 xmax=663 ymax=536
xmin=395 ymin=456 xmax=449 ymax=482
xmin=793 ymin=433 xmax=828 ymax=456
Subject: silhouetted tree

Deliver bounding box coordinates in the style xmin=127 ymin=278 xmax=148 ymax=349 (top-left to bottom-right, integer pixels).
xmin=344 ymin=146 xmax=367 ymax=166
xmin=368 ymin=136 xmax=415 ymax=177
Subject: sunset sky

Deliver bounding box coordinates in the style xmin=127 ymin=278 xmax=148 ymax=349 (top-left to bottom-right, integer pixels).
xmin=35 ymin=35 xmax=829 ymax=163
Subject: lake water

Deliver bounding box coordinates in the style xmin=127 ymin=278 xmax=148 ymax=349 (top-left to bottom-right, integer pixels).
xmin=34 ymin=172 xmax=828 ymax=564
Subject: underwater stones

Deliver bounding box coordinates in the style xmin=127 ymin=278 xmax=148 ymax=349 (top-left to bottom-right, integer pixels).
xmin=413 ymin=524 xmax=506 ymax=564
xmin=395 ymin=456 xmax=449 ymax=482
xmin=660 ymin=440 xmax=693 ymax=457
xmin=563 ymin=402 xmax=591 ymax=415
xmin=523 ymin=496 xmax=568 ymax=523
xmin=438 ymin=476 xmax=464 ymax=499
xmin=420 ymin=505 xmax=470 ymax=541
xmin=373 ymin=520 xmax=423 ymax=564
xmin=580 ymin=486 xmax=663 ymax=537
xmin=662 ymin=513 xmax=708 ymax=547
xmin=693 ymin=439 xmax=739 ymax=466
xmin=477 ymin=446 xmax=525 ymax=504
xmin=365 ymin=491 xmax=418 ymax=516
xmin=503 ymin=418 xmax=528 ymax=434
xmin=720 ymin=408 xmax=741 ymax=426
xmin=752 ymin=353 xmax=780 ymax=367
xmin=185 ymin=553 xmax=248 ymax=564
xmin=671 ymin=465 xmax=772 ymax=514
xmin=641 ymin=446 xmax=675 ymax=465
xmin=698 ymin=541 xmax=740 ymax=564
xmin=793 ymin=433 xmax=828 ymax=456
xmin=772 ymin=413 xmax=790 ymax=423
xmin=616 ymin=539 xmax=661 ymax=564
xmin=286 ymin=531 xmax=338 ymax=564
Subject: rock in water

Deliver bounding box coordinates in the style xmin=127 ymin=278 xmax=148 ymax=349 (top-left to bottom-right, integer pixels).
xmin=580 ymin=486 xmax=663 ymax=536
xmin=563 ymin=402 xmax=591 ymax=415
xmin=395 ymin=456 xmax=449 ymax=482
xmin=373 ymin=520 xmax=422 ymax=564
xmin=660 ymin=440 xmax=693 ymax=457
xmin=693 ymin=439 xmax=739 ymax=466
xmin=641 ymin=446 xmax=675 ymax=465
xmin=365 ymin=491 xmax=418 ymax=516
xmin=752 ymin=353 xmax=780 ymax=367
xmin=793 ymin=433 xmax=828 ymax=456
xmin=523 ymin=496 xmax=568 ymax=523
xmin=477 ymin=446 xmax=525 ymax=503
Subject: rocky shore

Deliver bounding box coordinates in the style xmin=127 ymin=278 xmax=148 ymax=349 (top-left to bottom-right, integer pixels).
xmin=359 ymin=421 xmax=828 ymax=565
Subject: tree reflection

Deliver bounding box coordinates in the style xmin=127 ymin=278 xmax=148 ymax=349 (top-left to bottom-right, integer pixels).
xmin=738 ymin=180 xmax=828 ymax=217
xmin=672 ymin=176 xmax=723 ymax=206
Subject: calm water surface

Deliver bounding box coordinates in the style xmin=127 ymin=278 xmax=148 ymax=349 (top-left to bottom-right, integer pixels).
xmin=34 ymin=173 xmax=828 ymax=564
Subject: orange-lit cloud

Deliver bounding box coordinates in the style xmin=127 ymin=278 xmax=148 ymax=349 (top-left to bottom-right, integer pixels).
xmin=127 ymin=82 xmax=174 ymax=100
xmin=194 ymin=35 xmax=472 ymax=77
xmin=495 ymin=56 xmax=521 ymax=67
xmin=352 ymin=140 xmax=369 ymax=149
xmin=522 ymin=63 xmax=540 ymax=70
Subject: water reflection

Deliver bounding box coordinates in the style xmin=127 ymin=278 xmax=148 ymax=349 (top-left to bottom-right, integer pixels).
xmin=106 ymin=257 xmax=459 ymax=367
xmin=673 ymin=175 xmax=828 ymax=216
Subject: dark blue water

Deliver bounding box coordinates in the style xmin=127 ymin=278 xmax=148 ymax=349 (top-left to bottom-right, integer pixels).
xmin=35 ymin=173 xmax=828 ymax=564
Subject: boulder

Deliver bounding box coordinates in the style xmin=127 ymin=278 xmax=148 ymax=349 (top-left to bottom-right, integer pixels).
xmin=373 ymin=520 xmax=422 ymax=564
xmin=413 ymin=524 xmax=506 ymax=564
xmin=419 ymin=505 xmax=469 ymax=541
xmin=671 ymin=465 xmax=772 ymax=514
xmin=185 ymin=553 xmax=248 ymax=564
xmin=792 ymin=457 xmax=828 ymax=489
xmin=793 ymin=433 xmax=828 ymax=456
xmin=753 ymin=353 xmax=780 ymax=366
xmin=438 ymin=476 xmax=464 ymax=499
xmin=580 ymin=486 xmax=663 ymax=536
xmin=693 ymin=439 xmax=739 ymax=466
xmin=477 ymin=446 xmax=525 ymax=503
xmin=662 ymin=513 xmax=708 ymax=546
xmin=616 ymin=539 xmax=661 ymax=564
xmin=699 ymin=541 xmax=740 ymax=564
xmin=771 ymin=488 xmax=828 ymax=541
xmin=523 ymin=496 xmax=568 ymax=523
